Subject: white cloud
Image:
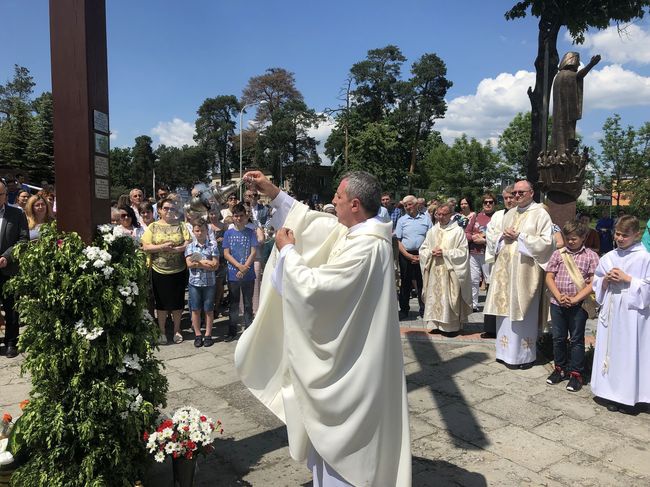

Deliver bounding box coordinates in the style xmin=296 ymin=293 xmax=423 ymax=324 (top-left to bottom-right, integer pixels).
xmin=436 ymin=64 xmax=650 ymax=144
xmin=435 ymin=70 xmax=535 ymax=144
xmin=308 ymin=115 xmax=335 ymax=165
xmin=151 ymin=118 xmax=196 ymax=147
xmin=573 ymin=24 xmax=650 ymax=65
xmin=109 ymin=130 xmax=118 ymax=141
xmin=585 ymin=64 xmax=650 ymax=109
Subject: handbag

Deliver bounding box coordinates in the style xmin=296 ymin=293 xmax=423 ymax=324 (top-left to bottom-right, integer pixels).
xmin=559 ymin=249 xmax=598 ymax=319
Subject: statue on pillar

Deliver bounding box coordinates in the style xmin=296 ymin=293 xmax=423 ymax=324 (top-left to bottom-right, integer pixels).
xmin=538 ymin=52 xmax=601 ymax=200
xmin=551 ymin=52 xmax=601 ymax=154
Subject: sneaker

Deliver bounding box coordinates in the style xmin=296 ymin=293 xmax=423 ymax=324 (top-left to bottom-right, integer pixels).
xmin=546 ymin=366 xmax=566 ymax=385
xmin=193 ymin=336 xmax=203 ymax=348
xmin=203 ymin=336 xmax=214 ymax=347
xmin=173 ymin=332 xmax=184 ymax=344
xmin=157 ymin=335 xmax=168 ymax=346
xmin=566 ymin=372 xmax=583 ymax=392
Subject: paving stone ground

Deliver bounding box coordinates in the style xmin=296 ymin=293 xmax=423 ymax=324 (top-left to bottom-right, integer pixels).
xmin=1 ymin=293 xmax=648 ymax=486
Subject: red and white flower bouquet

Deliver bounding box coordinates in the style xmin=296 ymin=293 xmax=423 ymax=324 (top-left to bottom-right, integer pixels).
xmin=144 ymin=406 xmax=223 ymax=463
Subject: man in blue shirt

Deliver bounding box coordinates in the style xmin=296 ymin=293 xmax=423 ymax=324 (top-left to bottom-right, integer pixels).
xmin=395 ymin=195 xmax=432 ymax=319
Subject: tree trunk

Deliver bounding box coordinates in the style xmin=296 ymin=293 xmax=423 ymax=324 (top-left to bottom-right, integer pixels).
xmin=527 ymin=16 xmax=560 ymax=197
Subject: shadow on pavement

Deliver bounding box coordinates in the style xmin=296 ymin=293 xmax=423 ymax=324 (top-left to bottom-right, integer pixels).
xmin=406 ymin=334 xmax=490 ymax=449
xmin=413 ymin=456 xmax=487 ymax=486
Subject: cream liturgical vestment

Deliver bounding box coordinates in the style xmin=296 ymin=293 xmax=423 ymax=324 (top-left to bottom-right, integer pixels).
xmin=483 ymin=203 xmax=553 ymax=365
xmin=234 ymin=193 xmax=412 ymax=487
xmin=484 ymin=209 xmax=506 ymax=265
xmin=419 ymin=221 xmax=472 ymax=332
xmin=591 ymin=243 xmax=650 ymax=406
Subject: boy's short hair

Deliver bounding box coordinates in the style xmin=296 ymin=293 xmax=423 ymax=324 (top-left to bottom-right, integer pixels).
xmin=232 ymin=203 xmax=247 ymax=215
xmin=192 ymin=218 xmax=208 ymax=229
xmin=562 ymin=219 xmax=589 ymax=238
xmin=615 ymin=215 xmax=640 ymax=234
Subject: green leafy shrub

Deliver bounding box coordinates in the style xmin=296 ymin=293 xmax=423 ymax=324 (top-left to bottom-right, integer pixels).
xmin=7 ymin=223 xmax=168 ymax=486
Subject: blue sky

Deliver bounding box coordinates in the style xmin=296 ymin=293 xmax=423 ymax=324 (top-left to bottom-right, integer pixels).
xmin=2 ymin=0 xmax=649 ymax=161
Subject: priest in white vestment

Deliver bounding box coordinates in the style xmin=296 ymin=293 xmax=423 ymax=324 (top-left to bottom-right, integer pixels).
xmin=483 ymin=180 xmax=554 ymax=368
xmin=234 ymin=170 xmax=411 ymax=487
xmin=419 ymin=203 xmax=472 ymax=334
xmin=590 ymin=218 xmax=650 ymax=411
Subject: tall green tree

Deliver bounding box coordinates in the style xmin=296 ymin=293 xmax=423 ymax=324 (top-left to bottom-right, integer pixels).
xmin=394 ymin=52 xmax=452 ymax=175
xmin=0 ymin=64 xmax=35 ymax=119
xmin=155 ymin=145 xmax=210 ymax=190
xmin=194 ymin=95 xmax=240 ymax=183
xmin=109 ymin=146 xmax=132 ymax=198
xmin=350 ymin=45 xmax=406 ymax=123
xmin=25 ymin=92 xmax=54 ymax=182
xmin=241 ymin=68 xmax=303 ymax=123
xmin=130 ymin=135 xmax=156 ymax=195
xmin=333 ymin=121 xmax=404 ymax=192
xmin=0 ymin=99 xmax=31 ymax=168
xmin=505 ymin=0 xmax=650 ymax=189
xmin=598 ymin=114 xmax=643 ymax=209
xmin=424 ymin=135 xmax=502 ymax=202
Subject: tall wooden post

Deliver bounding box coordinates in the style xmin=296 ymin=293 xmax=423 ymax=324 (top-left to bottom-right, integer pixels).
xmin=50 ymin=0 xmax=110 ymax=243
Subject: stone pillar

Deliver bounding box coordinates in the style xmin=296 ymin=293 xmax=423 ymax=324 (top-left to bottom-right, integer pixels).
xmin=49 ymin=0 xmax=110 ymax=243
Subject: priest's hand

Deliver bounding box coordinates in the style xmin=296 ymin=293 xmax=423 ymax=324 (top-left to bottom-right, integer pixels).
xmin=432 ymin=248 xmax=443 ymax=257
xmin=275 ymin=227 xmax=295 ymax=250
xmin=502 ymin=227 xmax=519 ymax=243
xmin=243 ymin=170 xmax=280 ymax=200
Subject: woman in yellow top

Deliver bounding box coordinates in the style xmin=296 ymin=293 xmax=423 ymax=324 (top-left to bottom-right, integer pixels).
xmin=142 ymin=197 xmax=191 ymax=345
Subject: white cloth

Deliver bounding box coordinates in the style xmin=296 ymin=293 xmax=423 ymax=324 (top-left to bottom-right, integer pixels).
xmin=591 ymin=243 xmax=650 ymax=406
xmin=235 ymin=192 xmax=411 ymax=487
xmin=469 ymin=253 xmax=488 ymax=308
xmin=485 ymin=209 xmax=506 ymax=265
xmin=495 ymin=292 xmax=540 ymax=365
xmin=309 ymin=447 xmax=354 ymax=487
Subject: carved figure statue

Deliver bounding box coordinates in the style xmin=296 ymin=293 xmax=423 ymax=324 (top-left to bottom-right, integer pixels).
xmin=551 ymin=52 xmax=601 ymax=155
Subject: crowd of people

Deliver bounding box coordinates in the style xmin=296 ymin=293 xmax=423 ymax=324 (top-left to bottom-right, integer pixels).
xmin=1 ymin=173 xmax=649 ymax=418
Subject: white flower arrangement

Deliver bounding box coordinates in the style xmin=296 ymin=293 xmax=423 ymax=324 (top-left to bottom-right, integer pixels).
xmin=74 ymin=319 xmax=104 ymax=341
xmin=118 ymin=281 xmax=140 ymax=305
xmin=144 ymin=406 xmax=222 ymax=462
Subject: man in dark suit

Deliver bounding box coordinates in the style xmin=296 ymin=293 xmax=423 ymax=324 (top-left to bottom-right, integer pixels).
xmin=0 ymin=180 xmax=29 ymax=358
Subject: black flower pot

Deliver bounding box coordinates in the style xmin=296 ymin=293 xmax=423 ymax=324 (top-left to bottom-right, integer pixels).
xmin=172 ymin=456 xmax=197 ymax=487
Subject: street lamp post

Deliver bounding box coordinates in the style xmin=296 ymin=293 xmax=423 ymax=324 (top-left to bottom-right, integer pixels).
xmin=239 ymin=100 xmax=265 ymax=199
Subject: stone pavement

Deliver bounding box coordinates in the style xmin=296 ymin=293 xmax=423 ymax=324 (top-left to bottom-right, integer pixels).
xmin=1 ymin=303 xmax=649 ymax=486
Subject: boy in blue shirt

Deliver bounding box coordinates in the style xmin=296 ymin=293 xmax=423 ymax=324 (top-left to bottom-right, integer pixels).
xmin=185 ymin=220 xmax=219 ymax=347
xmin=223 ymin=204 xmax=258 ymax=340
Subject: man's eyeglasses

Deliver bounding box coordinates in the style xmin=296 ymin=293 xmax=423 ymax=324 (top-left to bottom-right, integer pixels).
xmin=512 ymin=190 xmax=530 ymax=196
xmin=246 ymin=194 xmax=259 ymax=198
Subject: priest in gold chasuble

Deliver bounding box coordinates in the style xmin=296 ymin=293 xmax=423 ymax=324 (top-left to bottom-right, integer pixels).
xmin=419 ymin=203 xmax=472 ymax=334
xmin=484 ymin=181 xmax=554 ymax=367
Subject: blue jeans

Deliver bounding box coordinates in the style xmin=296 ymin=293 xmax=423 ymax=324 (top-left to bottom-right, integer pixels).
xmin=188 ymin=284 xmax=216 ymax=312
xmin=550 ymin=303 xmax=587 ymax=374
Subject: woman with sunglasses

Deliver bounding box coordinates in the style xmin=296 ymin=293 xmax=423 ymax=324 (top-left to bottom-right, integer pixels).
xmin=113 ymin=205 xmax=144 ymax=242
xmin=142 ymin=197 xmax=191 ymax=345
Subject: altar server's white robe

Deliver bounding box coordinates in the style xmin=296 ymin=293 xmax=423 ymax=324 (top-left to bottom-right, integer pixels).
xmin=484 ymin=203 xmax=554 ymax=365
xmin=591 ymin=243 xmax=650 ymax=406
xmin=419 ymin=221 xmax=472 ymax=332
xmin=234 ymin=193 xmax=411 ymax=487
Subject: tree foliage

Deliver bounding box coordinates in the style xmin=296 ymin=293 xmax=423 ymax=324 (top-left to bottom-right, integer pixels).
xmin=130 ymin=136 xmax=156 ymax=195
xmin=0 ymin=65 xmax=54 ymax=182
xmin=326 ymin=46 xmax=452 ymax=191
xmin=155 ymin=144 xmax=211 ymax=190
xmin=241 ymin=68 xmax=303 ymax=123
xmin=194 ymin=95 xmax=239 ymax=184
xmin=425 ymin=135 xmax=503 ymax=203
xmin=597 ymin=114 xmax=649 ymax=210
